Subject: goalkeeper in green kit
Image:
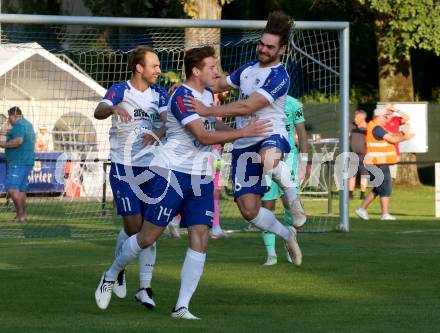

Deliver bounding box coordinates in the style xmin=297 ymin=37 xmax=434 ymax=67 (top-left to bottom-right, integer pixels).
xmin=261 ymin=95 xmax=308 ymax=266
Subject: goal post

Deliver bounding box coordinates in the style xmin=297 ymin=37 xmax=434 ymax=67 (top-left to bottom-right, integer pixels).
xmin=0 ymin=14 xmax=350 ymax=238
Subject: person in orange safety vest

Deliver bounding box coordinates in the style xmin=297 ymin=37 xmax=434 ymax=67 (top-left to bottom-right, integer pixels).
xmin=355 ymin=108 xmax=414 ymax=221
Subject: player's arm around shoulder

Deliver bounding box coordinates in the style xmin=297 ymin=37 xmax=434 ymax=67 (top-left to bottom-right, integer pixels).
xmin=212 ymin=65 xmax=289 ymax=117
xmin=219 ymin=92 xmax=270 ymax=117
xmin=184 ymin=117 xmax=271 ymax=146
xmin=184 ymin=91 xmax=270 ymax=118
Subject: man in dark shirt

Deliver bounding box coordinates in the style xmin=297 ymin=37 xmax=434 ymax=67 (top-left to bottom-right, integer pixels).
xmin=349 ymin=109 xmax=368 ymax=199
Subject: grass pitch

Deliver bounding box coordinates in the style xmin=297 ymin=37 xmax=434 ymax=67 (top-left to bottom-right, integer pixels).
xmin=0 ymin=185 xmax=439 ymax=332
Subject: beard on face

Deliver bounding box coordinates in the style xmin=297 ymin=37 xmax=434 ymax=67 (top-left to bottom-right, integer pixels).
xmin=258 ymin=50 xmax=277 ymax=65
xmin=144 ymin=73 xmax=158 ymax=85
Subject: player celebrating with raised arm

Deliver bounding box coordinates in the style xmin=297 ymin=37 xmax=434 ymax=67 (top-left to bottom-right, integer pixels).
xmin=95 ymin=46 xmax=272 ymax=319
xmin=94 ymin=46 xmax=168 ymax=309
xmin=185 ymin=11 xmax=305 ymax=266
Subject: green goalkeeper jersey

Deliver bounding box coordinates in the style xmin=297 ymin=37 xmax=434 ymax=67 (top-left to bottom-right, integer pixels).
xmin=284 ymin=95 xmax=305 ymax=153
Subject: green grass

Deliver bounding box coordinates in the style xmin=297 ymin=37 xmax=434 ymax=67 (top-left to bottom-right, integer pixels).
xmin=0 ymin=185 xmax=439 ymax=332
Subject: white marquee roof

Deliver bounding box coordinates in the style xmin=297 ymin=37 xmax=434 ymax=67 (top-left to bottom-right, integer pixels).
xmin=0 ymin=42 xmax=106 ymax=100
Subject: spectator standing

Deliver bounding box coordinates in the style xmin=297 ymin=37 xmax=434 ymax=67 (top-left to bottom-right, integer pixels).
xmin=349 ymin=110 xmax=368 ymax=200
xmin=35 ymin=125 xmax=51 ymax=152
xmin=0 ymin=107 xmax=35 ymax=222
xmin=355 ymin=108 xmax=414 ymax=221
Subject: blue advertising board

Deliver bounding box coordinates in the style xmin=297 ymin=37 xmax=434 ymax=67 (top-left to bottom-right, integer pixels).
xmin=0 ymin=152 xmax=65 ymax=193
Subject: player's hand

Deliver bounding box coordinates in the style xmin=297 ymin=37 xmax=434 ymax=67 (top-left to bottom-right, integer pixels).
xmin=112 ymin=105 xmax=131 ymax=123
xmin=167 ymin=83 xmax=181 ymax=96
xmin=241 ymin=119 xmax=272 ymax=138
xmin=184 ymin=96 xmax=212 ymax=116
xmin=142 ymin=130 xmax=160 ymax=146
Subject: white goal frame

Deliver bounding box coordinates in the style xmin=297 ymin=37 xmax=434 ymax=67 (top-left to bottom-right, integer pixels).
xmin=0 ymin=14 xmax=350 ymax=231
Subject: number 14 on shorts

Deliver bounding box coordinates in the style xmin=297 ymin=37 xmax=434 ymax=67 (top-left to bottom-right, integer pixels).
xmin=158 ymin=205 xmax=173 ymax=222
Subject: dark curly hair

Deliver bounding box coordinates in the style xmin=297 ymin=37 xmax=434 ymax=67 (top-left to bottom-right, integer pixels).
xmin=263 ymin=11 xmax=294 ymax=47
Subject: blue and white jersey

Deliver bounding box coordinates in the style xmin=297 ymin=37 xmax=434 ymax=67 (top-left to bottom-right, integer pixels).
xmin=100 ymin=81 xmax=168 ymax=166
xmin=150 ymin=84 xmax=216 ymax=176
xmin=226 ymin=60 xmax=290 ymax=149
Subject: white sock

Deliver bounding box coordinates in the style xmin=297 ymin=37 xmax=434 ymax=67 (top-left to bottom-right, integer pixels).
xmin=106 ymin=235 xmax=142 ymax=281
xmin=114 ymin=229 xmax=129 ymax=258
xmin=175 ymin=248 xmax=206 ymax=309
xmin=270 ymin=161 xmax=297 ymax=202
xmin=139 ymin=242 xmax=156 ymax=289
xmin=250 ymin=208 xmax=290 ymax=241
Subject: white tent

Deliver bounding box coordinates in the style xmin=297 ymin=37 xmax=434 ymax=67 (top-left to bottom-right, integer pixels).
xmin=0 ymin=42 xmax=112 ymax=198
xmin=0 ymin=42 xmax=110 ymax=159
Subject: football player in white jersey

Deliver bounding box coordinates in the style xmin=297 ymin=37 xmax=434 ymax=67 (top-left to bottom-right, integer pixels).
xmin=94 ymin=46 xmax=168 ymax=309
xmin=185 ymin=11 xmax=305 ymax=266
xmin=95 ymin=46 xmax=272 ymax=319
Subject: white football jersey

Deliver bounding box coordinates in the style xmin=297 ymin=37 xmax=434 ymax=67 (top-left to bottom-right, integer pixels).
xmin=100 ymin=81 xmax=168 ymax=166
xmin=150 ymin=84 xmax=216 ymax=176
xmin=226 ymin=60 xmax=290 ymax=149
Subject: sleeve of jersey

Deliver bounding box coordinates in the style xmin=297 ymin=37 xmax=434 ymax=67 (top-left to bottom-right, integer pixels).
xmin=293 ymin=103 xmax=305 ymax=124
xmin=100 ymin=84 xmax=124 ymax=106
xmin=170 ymin=92 xmax=200 ymax=126
xmin=226 ymin=63 xmax=251 ymax=89
xmin=257 ymin=69 xmax=290 ymax=103
xmin=158 ymin=87 xmax=169 ymax=114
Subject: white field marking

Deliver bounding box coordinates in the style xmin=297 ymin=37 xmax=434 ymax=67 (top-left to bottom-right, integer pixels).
xmin=0 ymin=261 xmax=112 ymax=271
xmin=396 ymin=229 xmax=440 ymax=234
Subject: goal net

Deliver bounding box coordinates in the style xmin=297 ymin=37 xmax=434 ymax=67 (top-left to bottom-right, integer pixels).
xmin=0 ymin=21 xmax=342 ymax=239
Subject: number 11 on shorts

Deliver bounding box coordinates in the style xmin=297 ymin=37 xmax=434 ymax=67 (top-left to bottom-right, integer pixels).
xmin=120 ymin=197 xmax=132 ymax=212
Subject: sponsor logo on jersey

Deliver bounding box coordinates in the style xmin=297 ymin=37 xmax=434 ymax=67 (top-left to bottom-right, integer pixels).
xmin=133 ymin=109 xmax=151 ymax=120
xmin=270 ymin=77 xmax=288 ymax=96
xmin=149 ymin=113 xmax=161 ymax=121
